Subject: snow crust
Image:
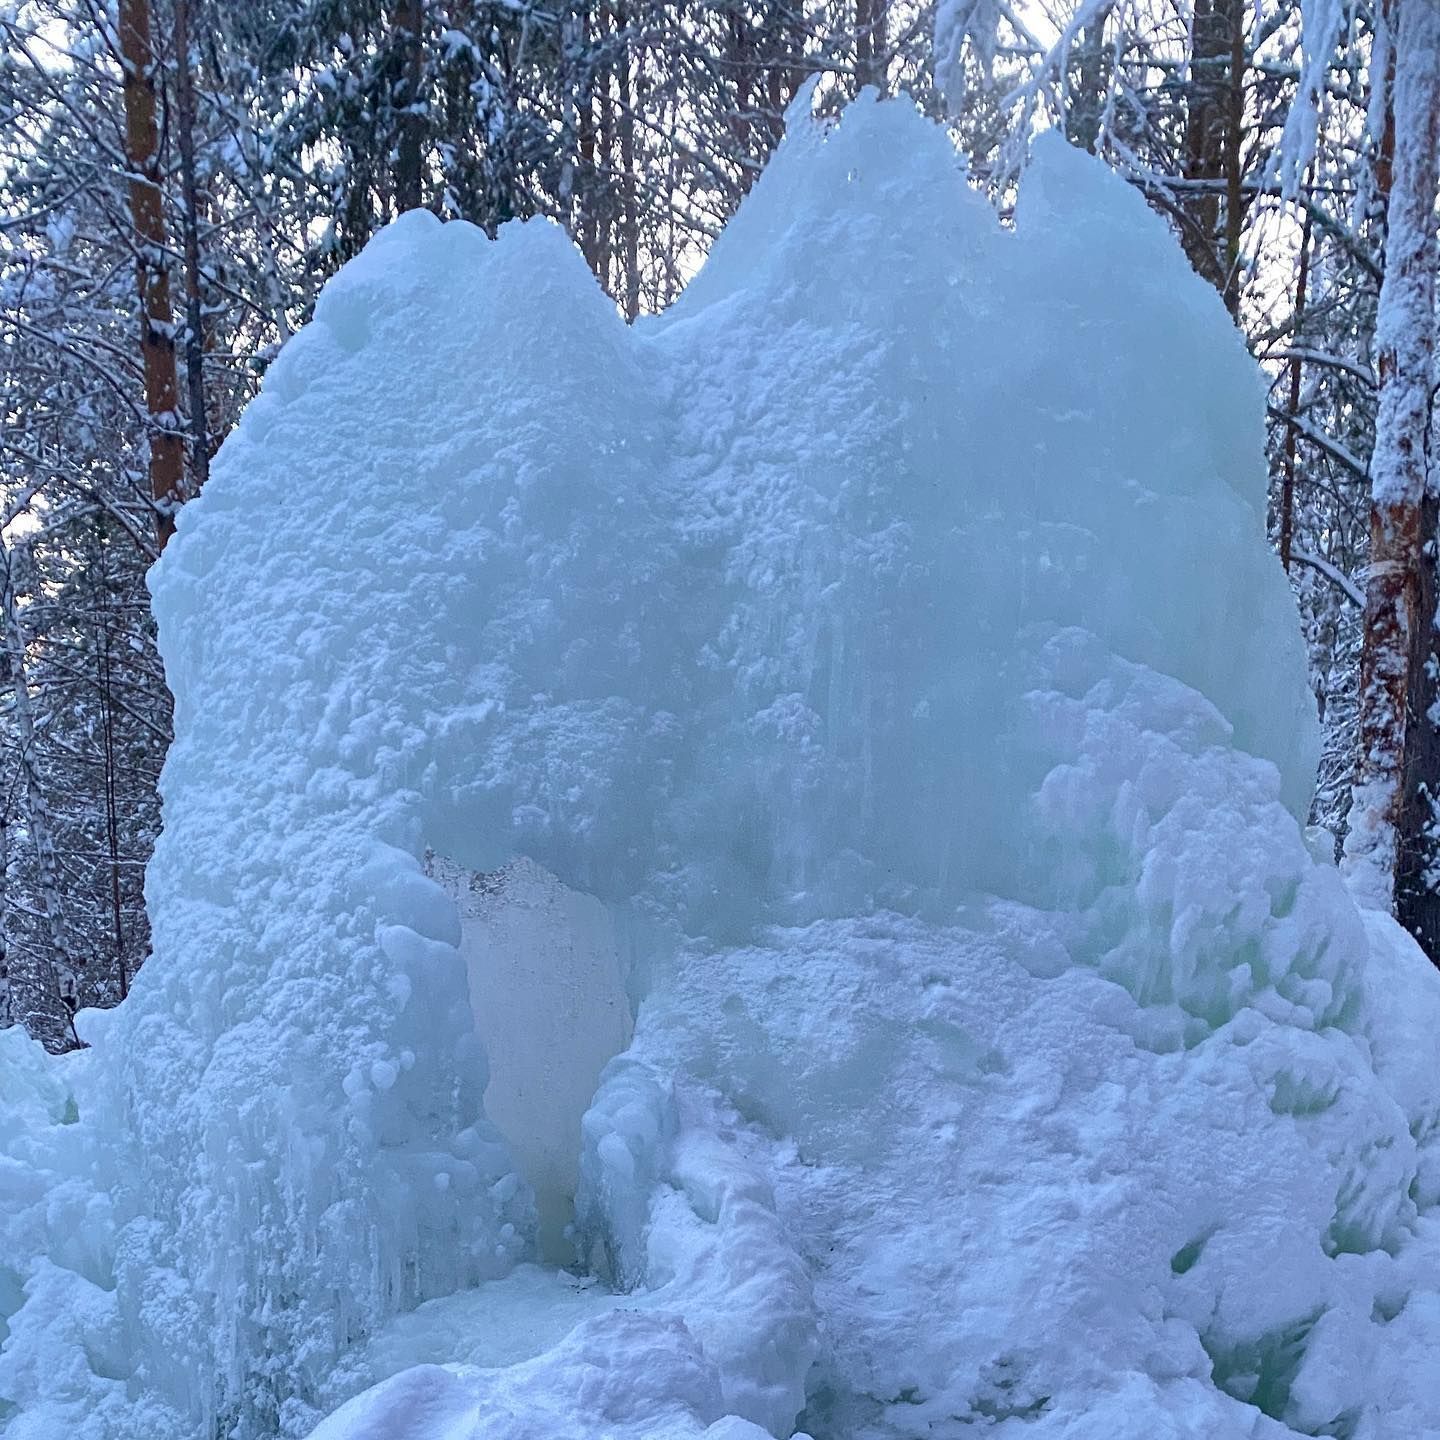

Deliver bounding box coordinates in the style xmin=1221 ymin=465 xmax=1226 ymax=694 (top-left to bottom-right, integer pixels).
xmin=4 ymin=93 xmax=1440 ymax=1440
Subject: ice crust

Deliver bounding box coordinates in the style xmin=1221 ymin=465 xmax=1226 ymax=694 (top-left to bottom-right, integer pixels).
xmin=3 ymin=94 xmax=1440 ymax=1440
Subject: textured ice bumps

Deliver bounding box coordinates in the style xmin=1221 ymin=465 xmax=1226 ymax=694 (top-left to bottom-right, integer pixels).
xmin=3 ymin=89 xmax=1434 ymax=1440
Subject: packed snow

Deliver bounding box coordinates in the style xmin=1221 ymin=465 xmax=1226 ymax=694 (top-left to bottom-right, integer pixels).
xmin=4 ymin=91 xmax=1440 ymax=1440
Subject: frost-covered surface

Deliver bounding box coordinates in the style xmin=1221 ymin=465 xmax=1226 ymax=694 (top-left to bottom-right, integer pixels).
xmin=4 ymin=92 xmax=1440 ymax=1440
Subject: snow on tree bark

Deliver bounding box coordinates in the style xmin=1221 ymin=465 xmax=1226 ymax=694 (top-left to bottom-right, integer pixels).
xmin=1344 ymin=0 xmax=1440 ymax=955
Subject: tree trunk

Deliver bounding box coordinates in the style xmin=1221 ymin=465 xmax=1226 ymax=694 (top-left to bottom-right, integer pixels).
xmin=1345 ymin=0 xmax=1440 ymax=959
xmin=1375 ymin=0 xmax=1399 ymax=213
xmin=172 ymin=0 xmax=210 ymax=496
xmin=558 ymin=8 xmax=582 ymax=233
xmin=0 ymin=538 xmax=81 ymax=1045
xmin=1220 ymin=0 xmax=1245 ymax=312
xmin=1069 ymin=10 xmax=1112 ymax=154
xmin=1181 ymin=0 xmax=1246 ymax=314
xmin=726 ymin=9 xmax=759 ymax=200
xmin=0 ymin=812 xmax=12 ymax=1032
xmin=593 ymin=2 xmax=614 ymax=290
xmin=577 ymin=6 xmax=601 ymax=276
xmin=94 ymin=531 xmax=128 ymax=1002
xmin=394 ymin=0 xmax=425 ymax=213
xmin=118 ymin=0 xmax=185 ymax=549
xmin=617 ymin=17 xmax=640 ymax=322
xmin=855 ymin=0 xmax=888 ymax=93
xmin=1278 ymin=193 xmax=1314 ymax=571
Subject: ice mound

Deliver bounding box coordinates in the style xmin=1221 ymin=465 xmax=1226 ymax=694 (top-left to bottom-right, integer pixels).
xmin=4 ymin=91 xmax=1440 ymax=1440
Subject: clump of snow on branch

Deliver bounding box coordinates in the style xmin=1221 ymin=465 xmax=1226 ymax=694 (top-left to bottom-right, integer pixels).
xmin=1274 ymin=0 xmax=1358 ymax=194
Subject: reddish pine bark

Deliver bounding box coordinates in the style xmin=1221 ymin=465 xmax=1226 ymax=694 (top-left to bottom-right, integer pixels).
xmin=119 ymin=0 xmax=185 ymax=548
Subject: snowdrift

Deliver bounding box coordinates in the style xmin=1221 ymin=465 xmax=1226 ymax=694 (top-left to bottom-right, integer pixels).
xmin=5 ymin=93 xmax=1440 ymax=1440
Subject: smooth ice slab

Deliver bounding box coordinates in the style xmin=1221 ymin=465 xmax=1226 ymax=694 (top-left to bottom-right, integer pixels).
xmin=428 ymin=856 xmax=633 ymax=1261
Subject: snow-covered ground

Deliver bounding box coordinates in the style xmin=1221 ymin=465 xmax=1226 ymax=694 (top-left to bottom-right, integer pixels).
xmin=4 ymin=92 xmax=1440 ymax=1440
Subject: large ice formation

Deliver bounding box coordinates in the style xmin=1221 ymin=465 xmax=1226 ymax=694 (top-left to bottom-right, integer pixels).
xmin=4 ymin=92 xmax=1440 ymax=1440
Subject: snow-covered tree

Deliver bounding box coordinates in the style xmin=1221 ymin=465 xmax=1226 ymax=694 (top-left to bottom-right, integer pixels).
xmin=1343 ymin=0 xmax=1440 ymax=946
